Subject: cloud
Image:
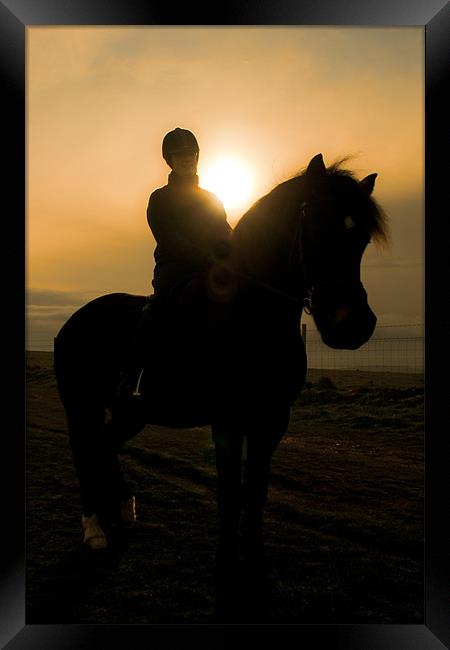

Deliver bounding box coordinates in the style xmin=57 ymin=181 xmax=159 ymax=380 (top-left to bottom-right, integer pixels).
xmin=26 ymin=288 xmax=101 ymax=307
xmin=26 ymin=289 xmax=103 ymax=349
xmin=27 ymin=306 xmax=75 ymax=322
xmin=364 ymin=258 xmax=423 ymax=270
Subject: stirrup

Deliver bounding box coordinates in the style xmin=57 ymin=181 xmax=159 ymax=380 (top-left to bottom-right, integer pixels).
xmin=117 ymin=368 xmax=144 ymax=400
xmin=132 ymin=368 xmax=145 ymax=398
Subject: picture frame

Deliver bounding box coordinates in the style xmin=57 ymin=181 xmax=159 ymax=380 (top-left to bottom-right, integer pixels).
xmin=3 ymin=1 xmax=448 ymax=647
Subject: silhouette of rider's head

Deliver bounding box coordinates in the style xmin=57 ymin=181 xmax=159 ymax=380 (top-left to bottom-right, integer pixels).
xmin=162 ymin=128 xmax=199 ymax=177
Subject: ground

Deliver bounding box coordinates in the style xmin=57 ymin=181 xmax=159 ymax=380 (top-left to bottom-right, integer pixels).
xmin=26 ymin=351 xmax=423 ymax=624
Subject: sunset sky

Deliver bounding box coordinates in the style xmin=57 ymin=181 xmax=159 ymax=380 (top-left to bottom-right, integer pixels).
xmin=27 ymin=27 xmax=424 ymax=350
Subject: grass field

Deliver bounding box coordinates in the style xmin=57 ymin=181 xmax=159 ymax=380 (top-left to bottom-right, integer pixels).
xmin=26 ymin=351 xmax=424 ymax=624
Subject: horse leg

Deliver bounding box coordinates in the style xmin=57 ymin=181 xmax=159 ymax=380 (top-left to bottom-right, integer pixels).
xmin=240 ymin=409 xmax=290 ymax=578
xmin=102 ymin=405 xmax=147 ymax=526
xmin=233 ymin=426 xmax=284 ymax=620
xmin=213 ymin=428 xmax=244 ymax=560
xmin=240 ymin=437 xmax=274 ymax=569
xmin=212 ymin=426 xmax=246 ymax=616
xmin=65 ymin=397 xmax=136 ymax=549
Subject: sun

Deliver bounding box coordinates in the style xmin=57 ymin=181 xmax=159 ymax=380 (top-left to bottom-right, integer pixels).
xmin=201 ymin=156 xmax=253 ymax=212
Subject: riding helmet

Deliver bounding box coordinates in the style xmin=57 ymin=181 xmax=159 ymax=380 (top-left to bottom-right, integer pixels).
xmin=162 ymin=128 xmax=199 ymax=162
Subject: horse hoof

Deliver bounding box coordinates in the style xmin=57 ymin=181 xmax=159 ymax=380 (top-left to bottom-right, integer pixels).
xmin=120 ymin=495 xmax=136 ymax=526
xmin=82 ymin=513 xmax=108 ymax=550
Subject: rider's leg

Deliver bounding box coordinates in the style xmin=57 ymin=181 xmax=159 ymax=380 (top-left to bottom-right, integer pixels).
xmin=117 ymin=296 xmax=157 ymax=398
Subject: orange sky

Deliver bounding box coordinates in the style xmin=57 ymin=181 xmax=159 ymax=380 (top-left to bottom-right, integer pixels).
xmin=26 ymin=26 xmax=424 ymax=350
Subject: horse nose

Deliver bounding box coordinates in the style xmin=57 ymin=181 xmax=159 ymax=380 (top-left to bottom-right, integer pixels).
xmin=331 ymin=305 xmax=351 ymax=325
xmin=348 ymin=304 xmax=377 ymax=349
xmin=320 ymin=301 xmax=377 ymax=350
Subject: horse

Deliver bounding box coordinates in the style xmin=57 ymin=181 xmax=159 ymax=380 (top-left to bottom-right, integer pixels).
xmin=53 ymin=153 xmax=387 ymax=617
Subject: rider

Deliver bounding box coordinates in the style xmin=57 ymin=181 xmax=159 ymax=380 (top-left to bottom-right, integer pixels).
xmin=118 ymin=127 xmax=232 ymax=398
xmin=149 ymin=127 xmax=232 ymax=296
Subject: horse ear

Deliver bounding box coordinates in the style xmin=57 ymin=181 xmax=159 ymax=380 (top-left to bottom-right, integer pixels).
xmin=360 ymin=173 xmax=377 ymax=195
xmin=306 ymin=153 xmax=326 ymax=178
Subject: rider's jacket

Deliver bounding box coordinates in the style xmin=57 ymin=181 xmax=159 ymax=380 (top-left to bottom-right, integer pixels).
xmin=147 ymin=172 xmax=231 ymax=296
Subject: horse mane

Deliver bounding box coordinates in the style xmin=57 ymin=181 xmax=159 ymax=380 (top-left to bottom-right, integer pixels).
xmin=231 ymin=156 xmax=388 ymax=287
xmin=232 ymin=175 xmax=304 ymax=283
xmin=235 ymin=157 xmax=388 ymax=245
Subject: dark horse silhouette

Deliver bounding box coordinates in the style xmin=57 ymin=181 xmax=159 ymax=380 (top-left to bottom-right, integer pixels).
xmin=54 ymin=153 xmax=387 ymax=618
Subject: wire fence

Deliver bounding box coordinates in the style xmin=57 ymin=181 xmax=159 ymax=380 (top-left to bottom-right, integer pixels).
xmin=303 ymin=324 xmax=424 ymax=374
xmin=27 ymin=324 xmax=424 ymax=374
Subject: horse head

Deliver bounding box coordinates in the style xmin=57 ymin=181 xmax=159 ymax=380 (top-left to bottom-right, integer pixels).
xmin=298 ymin=153 xmax=388 ymax=350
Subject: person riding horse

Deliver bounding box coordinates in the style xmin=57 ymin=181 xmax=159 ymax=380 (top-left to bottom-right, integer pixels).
xmin=55 ymin=152 xmax=387 ymax=609
xmin=118 ymin=128 xmax=232 ymax=398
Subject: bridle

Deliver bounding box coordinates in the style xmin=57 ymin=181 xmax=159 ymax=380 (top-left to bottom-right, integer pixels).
xmin=291 ymin=198 xmax=336 ymax=315
xmin=298 ymin=200 xmax=316 ymax=314
xmin=295 ymin=197 xmax=370 ymax=316
xmin=302 ymin=287 xmax=314 ymax=315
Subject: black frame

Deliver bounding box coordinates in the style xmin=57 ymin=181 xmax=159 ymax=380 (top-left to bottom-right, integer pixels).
xmin=4 ymin=1 xmax=449 ymax=648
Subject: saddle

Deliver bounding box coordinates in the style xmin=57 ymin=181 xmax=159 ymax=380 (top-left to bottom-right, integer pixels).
xmin=127 ymin=279 xmax=230 ymax=425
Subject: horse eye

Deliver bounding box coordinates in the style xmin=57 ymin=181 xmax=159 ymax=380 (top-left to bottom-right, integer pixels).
xmin=344 ymin=216 xmax=355 ymax=230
